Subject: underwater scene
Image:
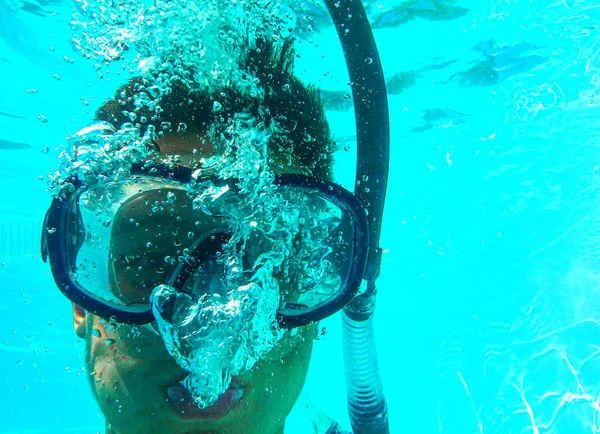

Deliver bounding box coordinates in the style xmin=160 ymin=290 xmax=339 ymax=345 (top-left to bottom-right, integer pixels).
xmin=2 ymin=0 xmax=600 ymax=433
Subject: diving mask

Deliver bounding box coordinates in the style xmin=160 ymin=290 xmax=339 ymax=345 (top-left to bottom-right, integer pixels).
xmin=42 ymin=162 xmax=368 ymax=328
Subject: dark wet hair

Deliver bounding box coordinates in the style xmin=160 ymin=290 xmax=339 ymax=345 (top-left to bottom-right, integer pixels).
xmin=96 ymin=38 xmax=333 ymax=179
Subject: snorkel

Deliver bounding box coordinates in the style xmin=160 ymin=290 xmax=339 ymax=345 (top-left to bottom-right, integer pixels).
xmin=325 ymin=0 xmax=390 ymax=432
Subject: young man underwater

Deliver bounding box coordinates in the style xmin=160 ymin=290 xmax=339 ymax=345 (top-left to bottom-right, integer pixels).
xmin=42 ymin=34 xmax=369 ymax=433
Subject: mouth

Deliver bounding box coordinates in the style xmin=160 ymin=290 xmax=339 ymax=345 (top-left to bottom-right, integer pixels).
xmin=167 ymin=377 xmax=245 ymax=420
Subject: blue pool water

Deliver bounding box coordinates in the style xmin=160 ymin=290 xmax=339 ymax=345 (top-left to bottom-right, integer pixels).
xmin=2 ymin=0 xmax=600 ymax=432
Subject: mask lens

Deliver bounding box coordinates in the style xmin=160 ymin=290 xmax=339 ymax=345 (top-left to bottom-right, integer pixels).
xmin=245 ymin=185 xmax=355 ymax=316
xmin=63 ymin=175 xmax=357 ymax=322
xmin=65 ymin=177 xmax=222 ymax=310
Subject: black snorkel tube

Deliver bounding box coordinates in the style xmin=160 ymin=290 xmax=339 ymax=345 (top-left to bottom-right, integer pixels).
xmin=324 ymin=0 xmax=390 ymax=433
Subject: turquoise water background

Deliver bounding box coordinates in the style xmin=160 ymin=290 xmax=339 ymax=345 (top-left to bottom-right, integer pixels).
xmin=2 ymin=0 xmax=600 ymax=432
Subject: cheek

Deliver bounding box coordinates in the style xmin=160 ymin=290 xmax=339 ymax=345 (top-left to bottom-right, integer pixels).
xmin=88 ymin=351 xmax=137 ymax=418
xmin=236 ymin=329 xmax=313 ymax=430
xmin=85 ymin=333 xmax=182 ymax=425
xmin=262 ymin=325 xmax=314 ymax=363
xmin=252 ymin=327 xmax=314 ymax=398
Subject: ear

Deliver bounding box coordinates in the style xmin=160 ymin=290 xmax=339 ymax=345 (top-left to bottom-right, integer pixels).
xmin=72 ymin=303 xmax=87 ymax=339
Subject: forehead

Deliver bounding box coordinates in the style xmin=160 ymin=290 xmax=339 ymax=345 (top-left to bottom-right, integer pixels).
xmin=155 ymin=128 xmax=312 ymax=177
xmin=155 ymin=130 xmax=214 ymax=167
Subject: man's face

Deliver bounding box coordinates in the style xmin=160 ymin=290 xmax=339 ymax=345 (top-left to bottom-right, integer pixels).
xmin=77 ymin=313 xmax=313 ymax=434
xmin=73 ymin=131 xmax=315 ymax=434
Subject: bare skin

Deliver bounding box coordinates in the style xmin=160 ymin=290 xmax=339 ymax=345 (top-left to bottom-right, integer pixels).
xmin=72 ymin=131 xmax=315 ymax=434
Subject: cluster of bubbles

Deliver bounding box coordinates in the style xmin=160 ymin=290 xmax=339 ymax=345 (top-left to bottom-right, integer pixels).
xmin=152 ymin=113 xmax=290 ymax=408
xmin=70 ymin=0 xmax=296 ymax=92
xmin=49 ymin=0 xmax=314 ymax=195
xmin=52 ymin=0 xmax=332 ymax=409
xmin=48 ymin=120 xmax=154 ymax=197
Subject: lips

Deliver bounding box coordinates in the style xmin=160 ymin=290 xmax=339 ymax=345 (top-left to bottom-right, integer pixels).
xmin=167 ymin=378 xmax=245 ymax=420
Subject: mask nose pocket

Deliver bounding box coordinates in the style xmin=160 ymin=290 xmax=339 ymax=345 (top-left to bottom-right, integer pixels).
xmin=150 ymin=285 xmax=178 ymax=322
xmin=167 ymin=231 xmax=231 ymax=294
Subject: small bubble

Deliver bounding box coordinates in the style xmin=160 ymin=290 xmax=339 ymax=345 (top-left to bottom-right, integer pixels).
xmin=344 ymin=146 xmax=350 ymax=152
xmin=92 ymin=329 xmax=101 ymax=338
xmin=103 ymin=219 xmax=112 ymax=227
xmin=212 ymin=101 xmax=222 ymax=112
xmin=146 ymin=242 xmax=153 ymax=248
xmin=364 ymin=57 xmax=373 ymax=65
xmin=46 ymin=227 xmax=56 ymax=234
xmin=103 ymin=338 xmax=116 ymax=346
xmin=42 ymin=147 xmax=49 ymax=154
xmin=177 ymin=122 xmax=187 ymax=133
xmin=37 ymin=115 xmax=48 ymax=123
xmin=344 ymin=28 xmax=350 ymax=34
xmin=187 ymin=231 xmax=194 ymax=239
xmin=362 ymin=175 xmax=369 ymax=181
xmin=52 ymin=74 xmax=60 ymax=81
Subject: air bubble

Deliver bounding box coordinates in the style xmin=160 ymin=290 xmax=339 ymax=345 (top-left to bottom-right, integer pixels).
xmin=92 ymin=329 xmax=101 ymax=338
xmin=37 ymin=115 xmax=48 ymax=123
xmin=42 ymin=147 xmax=49 ymax=154
xmin=212 ymin=101 xmax=222 ymax=112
